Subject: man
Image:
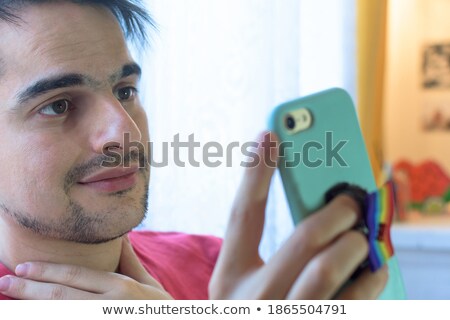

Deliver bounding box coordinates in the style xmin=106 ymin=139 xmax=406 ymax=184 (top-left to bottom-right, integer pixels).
xmin=0 ymin=0 xmax=387 ymax=300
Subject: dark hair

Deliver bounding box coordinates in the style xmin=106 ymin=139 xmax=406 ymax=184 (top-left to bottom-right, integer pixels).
xmin=0 ymin=0 xmax=154 ymax=46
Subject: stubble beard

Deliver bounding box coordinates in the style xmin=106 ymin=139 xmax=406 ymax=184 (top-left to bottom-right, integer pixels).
xmin=0 ymin=168 xmax=150 ymax=244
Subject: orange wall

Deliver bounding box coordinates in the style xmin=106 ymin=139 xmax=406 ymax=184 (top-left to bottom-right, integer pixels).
xmin=384 ymin=0 xmax=450 ymax=173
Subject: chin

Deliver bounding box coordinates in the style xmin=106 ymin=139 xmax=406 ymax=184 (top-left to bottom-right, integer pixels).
xmin=85 ymin=230 xmax=130 ymax=245
xmin=60 ymin=194 xmax=148 ymax=245
xmin=95 ymin=205 xmax=147 ymax=244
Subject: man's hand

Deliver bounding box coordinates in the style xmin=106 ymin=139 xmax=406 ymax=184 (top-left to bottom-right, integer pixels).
xmin=209 ymin=132 xmax=388 ymax=299
xmin=0 ymin=236 xmax=173 ymax=299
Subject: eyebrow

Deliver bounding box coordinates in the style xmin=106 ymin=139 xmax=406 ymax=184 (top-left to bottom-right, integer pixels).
xmin=15 ymin=62 xmax=142 ymax=107
xmin=110 ymin=63 xmax=142 ymax=84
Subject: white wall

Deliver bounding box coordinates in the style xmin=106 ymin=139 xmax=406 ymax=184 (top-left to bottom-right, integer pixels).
xmin=385 ymin=0 xmax=450 ymax=299
xmin=384 ymin=0 xmax=450 ymax=173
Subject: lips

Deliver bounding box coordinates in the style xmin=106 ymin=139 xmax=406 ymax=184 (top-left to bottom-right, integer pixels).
xmin=78 ymin=167 xmax=140 ymax=193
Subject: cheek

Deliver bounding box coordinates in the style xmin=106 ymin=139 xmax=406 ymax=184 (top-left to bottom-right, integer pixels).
xmin=0 ymin=134 xmax=74 ymax=216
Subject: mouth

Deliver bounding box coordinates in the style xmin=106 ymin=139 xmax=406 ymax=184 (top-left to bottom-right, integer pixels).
xmin=78 ymin=167 xmax=140 ymax=193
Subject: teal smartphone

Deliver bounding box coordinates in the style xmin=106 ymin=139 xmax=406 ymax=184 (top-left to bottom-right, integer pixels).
xmin=268 ymin=88 xmax=406 ymax=299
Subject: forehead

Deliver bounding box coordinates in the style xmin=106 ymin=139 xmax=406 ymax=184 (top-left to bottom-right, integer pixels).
xmin=0 ymin=2 xmax=131 ymax=91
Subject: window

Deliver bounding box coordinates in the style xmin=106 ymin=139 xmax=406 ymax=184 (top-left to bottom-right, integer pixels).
xmin=137 ymin=0 xmax=356 ymax=258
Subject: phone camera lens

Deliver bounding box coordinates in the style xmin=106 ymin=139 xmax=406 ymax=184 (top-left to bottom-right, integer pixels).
xmin=286 ymin=115 xmax=296 ymax=130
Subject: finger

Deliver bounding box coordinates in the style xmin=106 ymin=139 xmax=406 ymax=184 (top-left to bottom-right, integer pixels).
xmin=336 ymin=265 xmax=388 ymax=300
xmin=216 ymin=131 xmax=279 ymax=272
xmin=261 ymin=195 xmax=363 ymax=298
xmin=287 ymin=230 xmax=369 ymax=299
xmin=0 ymin=275 xmax=98 ymax=300
xmin=119 ymin=235 xmax=165 ymax=290
xmin=14 ymin=261 xmax=117 ymax=293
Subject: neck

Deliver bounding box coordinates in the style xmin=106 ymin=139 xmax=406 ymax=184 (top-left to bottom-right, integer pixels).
xmin=0 ymin=215 xmax=122 ymax=273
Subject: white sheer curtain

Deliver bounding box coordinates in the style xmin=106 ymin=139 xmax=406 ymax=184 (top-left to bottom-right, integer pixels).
xmin=136 ymin=0 xmax=356 ymax=259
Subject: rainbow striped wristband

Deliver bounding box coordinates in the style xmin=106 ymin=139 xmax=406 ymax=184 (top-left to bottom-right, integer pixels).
xmin=365 ymin=181 xmax=396 ymax=272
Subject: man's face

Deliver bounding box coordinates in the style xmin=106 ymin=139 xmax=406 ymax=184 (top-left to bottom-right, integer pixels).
xmin=0 ymin=3 xmax=150 ymax=243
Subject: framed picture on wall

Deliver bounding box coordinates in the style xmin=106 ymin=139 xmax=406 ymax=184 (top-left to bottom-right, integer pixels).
xmin=422 ymin=42 xmax=450 ymax=131
xmin=423 ymin=43 xmax=450 ymax=89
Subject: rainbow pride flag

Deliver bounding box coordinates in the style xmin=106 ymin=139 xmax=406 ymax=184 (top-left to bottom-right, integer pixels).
xmin=365 ymin=181 xmax=396 ymax=271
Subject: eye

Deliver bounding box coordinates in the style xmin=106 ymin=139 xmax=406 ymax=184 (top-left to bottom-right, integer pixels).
xmin=39 ymin=99 xmax=71 ymax=116
xmin=115 ymin=87 xmax=138 ymax=102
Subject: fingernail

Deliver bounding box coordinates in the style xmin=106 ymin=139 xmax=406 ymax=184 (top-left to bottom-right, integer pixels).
xmin=0 ymin=277 xmax=11 ymax=291
xmin=15 ymin=263 xmax=29 ymax=277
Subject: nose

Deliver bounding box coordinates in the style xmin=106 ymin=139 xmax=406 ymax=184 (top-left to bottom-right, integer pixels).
xmin=89 ymin=96 xmax=142 ymax=155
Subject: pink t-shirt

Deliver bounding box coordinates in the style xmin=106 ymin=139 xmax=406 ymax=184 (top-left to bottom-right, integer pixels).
xmin=0 ymin=231 xmax=222 ymax=300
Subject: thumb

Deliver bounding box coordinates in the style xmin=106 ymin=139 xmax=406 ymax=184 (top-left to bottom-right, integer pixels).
xmin=119 ymin=235 xmax=165 ymax=290
xmin=216 ymin=131 xmax=279 ymax=274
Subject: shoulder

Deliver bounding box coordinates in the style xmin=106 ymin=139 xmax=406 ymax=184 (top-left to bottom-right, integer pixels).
xmin=128 ymin=230 xmax=222 ymax=265
xmin=127 ymin=230 xmax=223 ymax=299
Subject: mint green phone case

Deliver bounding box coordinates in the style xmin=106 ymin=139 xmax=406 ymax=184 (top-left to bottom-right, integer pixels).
xmin=268 ymin=88 xmax=406 ymax=299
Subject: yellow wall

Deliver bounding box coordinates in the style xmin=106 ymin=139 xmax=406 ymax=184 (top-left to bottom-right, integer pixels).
xmin=384 ymin=0 xmax=450 ymax=173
